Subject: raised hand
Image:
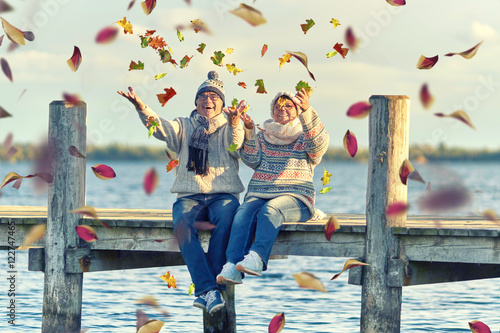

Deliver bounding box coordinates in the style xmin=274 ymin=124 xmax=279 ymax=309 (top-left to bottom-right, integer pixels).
xmin=223 ymin=100 xmax=247 ymax=127
xmin=292 ymin=88 xmax=311 ymax=112
xmin=240 ymin=112 xmax=254 ymax=130
xmin=117 ymin=87 xmax=147 ymax=111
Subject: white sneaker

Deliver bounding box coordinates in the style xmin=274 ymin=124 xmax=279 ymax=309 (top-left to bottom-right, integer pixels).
xmin=217 ymin=262 xmax=243 ymax=285
xmin=235 ymin=251 xmax=263 ymax=277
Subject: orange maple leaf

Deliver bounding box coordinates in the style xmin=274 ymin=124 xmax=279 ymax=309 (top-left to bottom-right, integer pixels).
xmin=148 ymin=36 xmax=167 ymax=50
xmin=157 ymin=87 xmax=177 ymax=106
xmin=145 ymin=29 xmax=156 ymax=36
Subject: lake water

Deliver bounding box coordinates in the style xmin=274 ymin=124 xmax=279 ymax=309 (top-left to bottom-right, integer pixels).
xmin=0 ymin=159 xmax=499 ymax=332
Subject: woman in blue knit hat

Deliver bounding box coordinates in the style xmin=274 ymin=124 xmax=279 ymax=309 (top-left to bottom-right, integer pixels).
xmin=216 ymin=88 xmax=329 ymax=284
xmin=118 ymin=71 xmax=247 ymax=315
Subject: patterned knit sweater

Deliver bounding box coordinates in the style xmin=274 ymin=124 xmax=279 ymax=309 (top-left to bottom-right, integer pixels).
xmin=241 ymin=106 xmax=329 ymax=216
xmin=137 ymin=106 xmax=245 ymax=198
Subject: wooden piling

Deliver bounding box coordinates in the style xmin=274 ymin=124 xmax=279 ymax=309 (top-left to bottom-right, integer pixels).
xmin=361 ymin=95 xmax=410 ymax=333
xmin=203 ymin=286 xmax=236 ymax=333
xmin=42 ymin=101 xmax=87 ymax=333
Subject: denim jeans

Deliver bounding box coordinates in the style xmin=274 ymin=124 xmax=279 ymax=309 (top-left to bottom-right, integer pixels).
xmin=173 ymin=193 xmax=239 ymax=296
xmin=226 ymin=195 xmax=311 ymax=270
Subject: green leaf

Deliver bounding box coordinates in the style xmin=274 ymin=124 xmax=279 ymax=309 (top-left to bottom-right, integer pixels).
xmin=154 ymin=73 xmax=167 ymax=80
xmin=255 ymin=79 xmax=267 ymax=94
xmin=210 ymin=51 xmax=225 ymax=66
xmin=326 ymin=51 xmax=338 ymax=58
xmin=140 ymin=36 xmax=151 ymax=48
xmin=177 ymin=29 xmax=184 ymax=42
xmin=148 ymin=120 xmax=159 ymax=138
xmin=180 ymin=55 xmax=193 ymax=69
xmin=159 ymin=49 xmax=172 ymax=63
xmin=300 ymin=18 xmax=315 ymax=34
xmin=197 ymin=43 xmax=206 ymax=54
xmin=320 ymin=187 xmax=333 ymax=194
xmin=231 ymin=98 xmax=238 ymax=108
xmin=226 ymin=143 xmax=238 ymax=153
xmin=129 ymin=60 xmax=144 ymax=71
xmin=188 ymin=283 xmax=195 ymax=296
xmin=295 ymin=80 xmax=312 ymax=94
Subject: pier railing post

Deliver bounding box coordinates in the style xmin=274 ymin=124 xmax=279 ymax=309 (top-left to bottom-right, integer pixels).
xmin=42 ymin=101 xmax=86 ymax=333
xmin=203 ymin=286 xmax=236 ymax=333
xmin=361 ymin=95 xmax=409 ymax=333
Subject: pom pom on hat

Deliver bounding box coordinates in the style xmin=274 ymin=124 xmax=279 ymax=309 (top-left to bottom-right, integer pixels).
xmin=195 ymin=71 xmax=225 ymax=106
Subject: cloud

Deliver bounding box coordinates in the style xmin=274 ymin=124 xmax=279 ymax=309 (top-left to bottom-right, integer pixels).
xmin=471 ymin=22 xmax=498 ymax=40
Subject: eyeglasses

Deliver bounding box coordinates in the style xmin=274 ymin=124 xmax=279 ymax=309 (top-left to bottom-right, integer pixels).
xmin=274 ymin=103 xmax=295 ymax=111
xmin=197 ymin=93 xmax=220 ymax=102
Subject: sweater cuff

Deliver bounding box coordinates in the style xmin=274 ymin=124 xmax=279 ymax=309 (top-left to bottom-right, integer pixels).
xmin=244 ymin=126 xmax=256 ymax=141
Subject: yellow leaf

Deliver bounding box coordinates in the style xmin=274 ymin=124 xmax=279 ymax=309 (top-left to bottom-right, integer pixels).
xmin=159 ymin=271 xmax=177 ymax=288
xmin=116 ymin=17 xmax=133 ymax=34
xmin=321 ymin=168 xmax=332 ymax=186
xmin=293 ymin=271 xmax=328 ymax=292
xmin=330 ymin=18 xmax=341 ymax=28
xmin=226 ymin=63 xmax=244 ymax=75
xmin=331 ymin=259 xmax=369 ymax=280
xmin=19 ymin=223 xmax=46 ymax=249
xmin=225 ymin=48 xmax=234 ymax=54
xmin=137 ymin=319 xmax=164 ymax=333
xmin=0 ymin=17 xmax=25 ymax=45
xmin=278 ymin=53 xmax=291 ymax=69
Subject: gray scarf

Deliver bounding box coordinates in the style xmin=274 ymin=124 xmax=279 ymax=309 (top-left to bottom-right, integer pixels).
xmin=186 ymin=110 xmax=226 ymax=175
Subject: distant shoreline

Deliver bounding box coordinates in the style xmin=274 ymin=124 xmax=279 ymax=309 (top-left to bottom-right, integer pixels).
xmin=2 ymin=143 xmax=500 ymax=163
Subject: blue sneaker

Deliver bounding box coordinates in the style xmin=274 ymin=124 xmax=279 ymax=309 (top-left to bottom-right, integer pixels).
xmin=217 ymin=262 xmax=243 ymax=285
xmin=206 ymin=290 xmax=225 ymax=315
xmin=236 ymin=250 xmax=263 ymax=277
xmin=193 ymin=293 xmax=207 ymax=310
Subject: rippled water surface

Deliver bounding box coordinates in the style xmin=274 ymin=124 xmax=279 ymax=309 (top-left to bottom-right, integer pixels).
xmin=1 ymin=160 xmax=499 ymax=332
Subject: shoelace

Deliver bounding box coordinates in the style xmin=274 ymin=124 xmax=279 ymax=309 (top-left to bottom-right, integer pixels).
xmin=205 ymin=290 xmax=216 ymax=306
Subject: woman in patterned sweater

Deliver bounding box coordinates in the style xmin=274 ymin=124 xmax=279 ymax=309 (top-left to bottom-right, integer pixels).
xmin=217 ymin=88 xmax=329 ymax=283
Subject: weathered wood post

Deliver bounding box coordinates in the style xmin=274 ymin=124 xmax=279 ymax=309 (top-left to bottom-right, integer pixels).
xmin=203 ymin=286 xmax=236 ymax=333
xmin=42 ymin=101 xmax=86 ymax=333
xmin=361 ymin=95 xmax=409 ymax=332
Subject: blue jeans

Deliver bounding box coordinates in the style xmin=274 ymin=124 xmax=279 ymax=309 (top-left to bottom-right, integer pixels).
xmin=226 ymin=196 xmax=311 ymax=270
xmin=173 ymin=193 xmax=239 ymax=297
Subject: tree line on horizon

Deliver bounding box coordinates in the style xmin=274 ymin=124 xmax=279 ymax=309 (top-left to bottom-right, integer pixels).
xmin=1 ymin=143 xmax=500 ymax=163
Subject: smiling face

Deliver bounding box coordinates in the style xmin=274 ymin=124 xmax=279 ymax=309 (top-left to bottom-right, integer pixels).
xmin=196 ymin=92 xmax=223 ymax=119
xmin=273 ymin=96 xmax=298 ymax=125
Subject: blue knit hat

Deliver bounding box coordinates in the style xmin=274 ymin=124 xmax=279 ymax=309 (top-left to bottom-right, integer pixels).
xmin=195 ymin=71 xmax=225 ymax=106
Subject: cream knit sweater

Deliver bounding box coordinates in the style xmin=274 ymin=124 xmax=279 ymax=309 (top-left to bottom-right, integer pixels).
xmin=137 ymin=107 xmax=245 ymax=199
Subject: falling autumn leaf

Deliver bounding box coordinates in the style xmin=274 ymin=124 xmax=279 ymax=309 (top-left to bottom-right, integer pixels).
xmin=95 ymin=26 xmax=119 ymax=44
xmin=333 ymin=42 xmax=349 ymax=59
xmin=70 ymin=205 xmax=111 ymax=229
xmin=481 ymin=209 xmax=500 ymax=225
xmin=19 ymin=223 xmax=46 ymax=249
xmin=0 ymin=17 xmax=25 ymax=45
xmin=300 ymin=18 xmax=315 ymax=34
xmin=418 ymin=186 xmax=472 ymax=213
xmin=1 ymin=57 xmax=12 ymax=82
xmin=261 ymin=44 xmax=268 ymax=57
xmin=238 ymin=82 xmax=247 ymax=89
xmin=321 ymin=168 xmax=332 ymax=186
xmin=343 ymin=130 xmax=358 ymax=157
xmin=2 ymin=132 xmax=12 ymax=148
xmin=75 ymin=225 xmax=98 ymax=242
xmin=330 ymin=18 xmax=341 ymax=28
xmin=255 ymin=79 xmax=267 ymax=94
xmin=154 ymin=73 xmax=166 ymax=80
xmin=177 ymin=29 xmax=184 ymax=42
xmin=399 ymin=159 xmax=414 ymax=185
xmin=295 ymin=81 xmax=313 ymax=96
xmin=284 ymin=50 xmax=316 ymax=81
xmin=190 ymin=19 xmax=211 ymax=34
xmin=5 ymin=146 xmax=16 ymax=159
xmin=136 ymin=295 xmax=160 ymax=307
xmin=268 ymin=312 xmax=285 ymax=333
xmin=0 ymin=172 xmax=35 ymax=189
xmin=346 ymin=101 xmax=373 ymax=118
xmin=434 ymin=110 xmax=475 ymax=130
xmin=180 ymin=55 xmax=193 ymax=69
xmin=468 ymin=320 xmax=491 ymax=333
xmin=166 ymin=159 xmax=179 ymax=172
xmin=144 ymin=168 xmax=158 ymax=195
xmin=387 ymin=0 xmax=406 ymax=6
xmin=445 ymin=41 xmax=483 ymax=59
xmin=408 ymin=169 xmax=426 ymax=184
xmin=419 ymin=83 xmax=434 ymax=109
xmin=225 ymin=48 xmax=234 ymax=54
xmin=320 ymin=187 xmax=333 ymax=194
xmin=226 ymin=143 xmax=238 ymax=153
xmin=386 ymin=202 xmax=409 ymax=216
xmin=230 ymin=3 xmax=267 ymax=27
xmin=0 ymin=1 xmax=14 ymax=13
xmin=416 ymin=54 xmax=438 ymax=70
xmin=91 ymin=164 xmax=116 ymax=180
xmin=326 ymin=50 xmax=337 ymax=58
xmin=196 ymin=43 xmax=206 ymax=54
xmin=345 ymin=27 xmax=359 ymax=51
xmin=67 ymin=46 xmax=82 ymax=72
xmin=136 ymin=310 xmax=150 ymax=333
xmin=293 ymin=271 xmax=328 ymax=292
xmin=63 ymin=93 xmax=83 ymax=107
xmin=331 ymin=259 xmax=369 ymax=280
xmin=138 ymin=319 xmax=164 ymax=333
xmin=188 ymin=283 xmax=195 ymax=296
xmin=157 ymin=87 xmax=177 ymax=106
xmin=210 ymin=50 xmax=225 ymax=66
xmin=159 ymin=271 xmax=177 ymax=288
xmin=22 ymin=31 xmax=34 ymax=42
xmin=226 ymin=63 xmax=244 ymax=75
xmin=0 ymin=35 xmax=3 ymax=47
xmin=141 ymin=0 xmax=156 ymax=15
xmin=69 ymin=146 xmax=86 ymax=159
xmin=148 ymin=36 xmax=167 ymax=50
xmin=116 ymin=17 xmax=133 ymax=34
xmin=324 ymin=216 xmax=340 ymax=241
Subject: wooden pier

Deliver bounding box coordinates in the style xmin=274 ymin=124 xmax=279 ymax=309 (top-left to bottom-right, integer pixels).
xmin=1 ymin=97 xmax=499 ymax=332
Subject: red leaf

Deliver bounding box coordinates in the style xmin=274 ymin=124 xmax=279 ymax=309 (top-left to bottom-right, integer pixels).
xmin=345 ymin=27 xmax=359 ymax=51
xmin=68 ymin=146 xmax=86 ymax=159
xmin=386 ymin=202 xmax=409 ymax=216
xmin=238 ymin=81 xmax=247 ymax=89
xmin=346 ymin=101 xmax=373 ymax=118
xmin=399 ymin=159 xmax=414 ymax=185
xmin=141 ymin=0 xmax=156 ymax=15
xmin=343 ymin=130 xmax=358 ymax=157
xmin=143 ymin=168 xmax=158 ymax=195
xmin=333 ymin=42 xmax=349 ymax=59
xmin=96 ymin=26 xmax=119 ymax=44
xmin=419 ymin=83 xmax=434 ymax=109
xmin=63 ymin=93 xmax=83 ymax=107
xmin=416 ymin=55 xmax=438 ymax=70
xmin=324 ymin=216 xmax=340 ymax=241
xmin=157 ymin=87 xmax=177 ymax=107
xmin=1 ymin=57 xmax=13 ymax=82
xmin=75 ymin=225 xmax=98 ymax=242
xmin=468 ymin=320 xmax=491 ymax=333
xmin=386 ymin=0 xmax=406 ymax=6
xmin=261 ymin=44 xmax=268 ymax=57
xmin=67 ymin=46 xmax=82 ymax=72
xmin=166 ymin=159 xmax=179 ymax=172
xmin=91 ymin=164 xmax=116 ymax=180
xmin=268 ymin=312 xmax=285 ymax=333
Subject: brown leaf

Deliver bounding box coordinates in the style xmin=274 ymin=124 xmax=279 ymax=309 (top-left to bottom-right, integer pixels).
xmin=293 ymin=271 xmax=328 ymax=292
xmin=1 ymin=57 xmax=13 ymax=82
xmin=331 ymin=259 xmax=369 ymax=280
xmin=230 ymin=3 xmax=267 ymax=27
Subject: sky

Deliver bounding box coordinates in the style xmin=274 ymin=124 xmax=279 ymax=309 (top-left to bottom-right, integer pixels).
xmin=1 ymin=0 xmax=500 ymax=150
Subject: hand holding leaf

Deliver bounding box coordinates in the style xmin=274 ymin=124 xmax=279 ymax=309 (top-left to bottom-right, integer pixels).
xmin=293 ymin=88 xmax=310 ymax=111
xmin=223 ymin=99 xmax=247 ymax=127
xmin=117 ymin=87 xmax=147 ymax=111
